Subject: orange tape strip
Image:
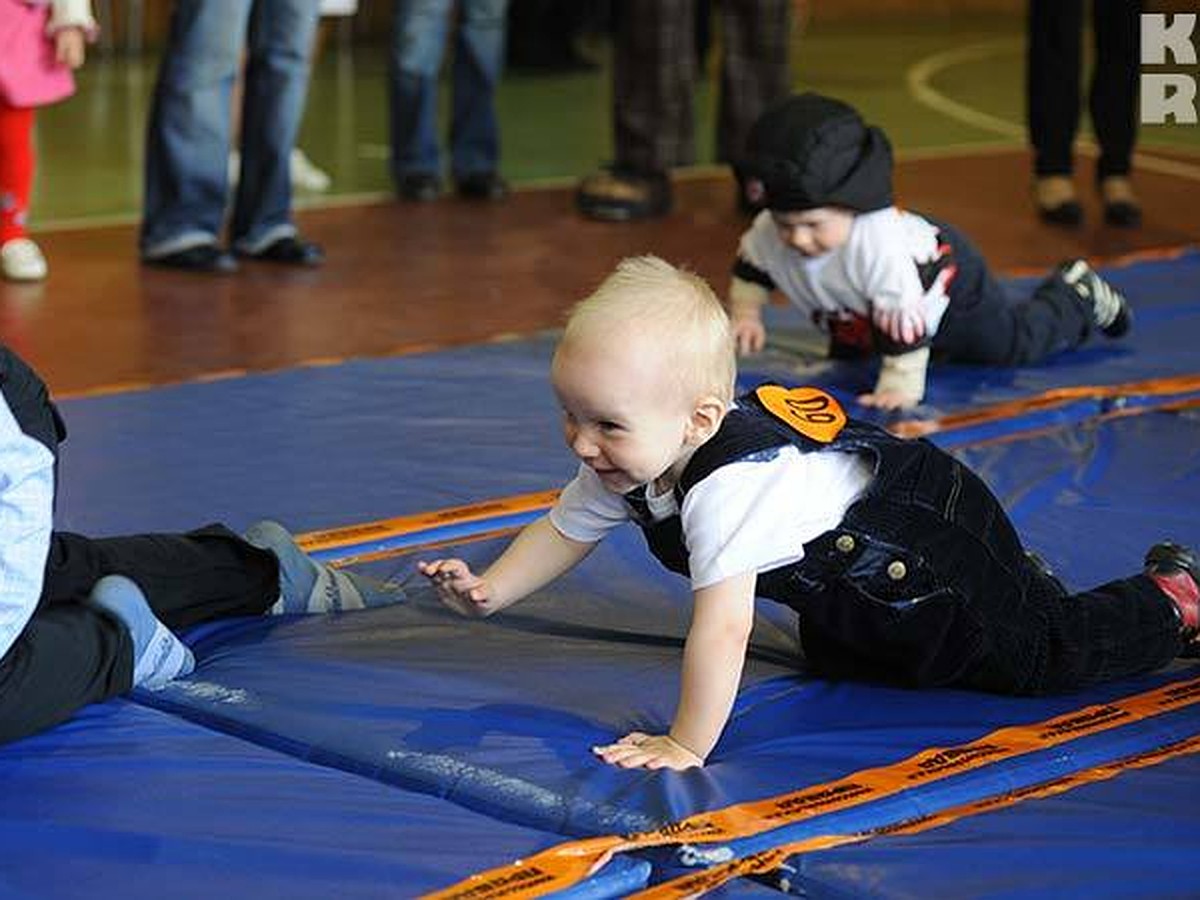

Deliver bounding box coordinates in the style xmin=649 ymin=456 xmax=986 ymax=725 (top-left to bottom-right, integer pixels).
xmin=890 ymin=372 xmax=1200 ymax=440
xmin=293 ymin=490 xmax=560 ymax=554
xmin=422 ymin=676 xmax=1200 ymax=900
xmin=633 ymin=733 xmax=1200 ymax=899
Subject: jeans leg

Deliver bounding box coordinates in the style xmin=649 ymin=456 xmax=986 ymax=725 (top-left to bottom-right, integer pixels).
xmin=141 ymin=0 xmax=250 ymax=257
xmin=389 ymin=0 xmax=453 ymax=181
xmin=450 ymin=0 xmax=506 ymax=177
xmin=231 ymin=0 xmax=321 ymax=251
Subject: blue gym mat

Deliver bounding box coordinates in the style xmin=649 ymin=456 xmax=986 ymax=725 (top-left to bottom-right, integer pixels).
xmin=3 ymin=250 xmax=1198 ymax=899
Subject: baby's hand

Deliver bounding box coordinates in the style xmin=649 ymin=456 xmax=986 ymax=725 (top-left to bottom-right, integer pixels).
xmin=857 ymin=389 xmax=921 ymax=411
xmin=592 ymin=731 xmax=703 ymax=771
xmin=731 ymin=314 xmax=766 ymax=356
xmin=417 ymin=558 xmax=494 ymax=616
xmin=54 ymin=27 xmax=87 ymax=69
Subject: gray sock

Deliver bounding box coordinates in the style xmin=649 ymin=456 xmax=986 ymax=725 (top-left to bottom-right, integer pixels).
xmin=87 ymin=575 xmax=195 ymax=690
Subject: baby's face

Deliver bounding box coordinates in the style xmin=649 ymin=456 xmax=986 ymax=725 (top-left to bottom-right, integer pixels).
xmin=771 ymin=206 xmax=854 ymax=257
xmin=551 ymin=334 xmax=695 ymax=494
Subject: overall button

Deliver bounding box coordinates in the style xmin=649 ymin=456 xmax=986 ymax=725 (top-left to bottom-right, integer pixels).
xmin=887 ymin=560 xmax=907 ymax=581
xmin=835 ymin=534 xmax=856 ymax=553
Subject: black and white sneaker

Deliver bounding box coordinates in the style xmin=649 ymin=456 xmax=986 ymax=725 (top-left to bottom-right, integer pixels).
xmin=1059 ymin=259 xmax=1132 ymax=338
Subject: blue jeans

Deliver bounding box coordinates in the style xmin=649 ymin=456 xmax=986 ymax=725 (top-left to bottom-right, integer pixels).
xmin=140 ymin=0 xmax=320 ymax=257
xmin=387 ymin=0 xmax=507 ymax=182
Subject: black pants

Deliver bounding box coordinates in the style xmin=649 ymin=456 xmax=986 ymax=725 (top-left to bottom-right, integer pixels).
xmin=0 ymin=528 xmax=279 ymax=746
xmin=612 ymin=0 xmax=791 ymax=172
xmin=780 ymin=435 xmax=1181 ymax=693
xmin=0 ymin=346 xmax=279 ymax=746
xmin=930 ymin=219 xmax=1097 ymax=365
xmin=1026 ymin=0 xmax=1141 ymax=179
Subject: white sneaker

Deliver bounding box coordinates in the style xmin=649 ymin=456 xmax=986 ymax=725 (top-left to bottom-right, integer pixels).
xmin=290 ymin=148 xmax=332 ymax=192
xmin=1 ymin=238 xmax=48 ymax=282
xmin=227 ymin=149 xmax=331 ymax=193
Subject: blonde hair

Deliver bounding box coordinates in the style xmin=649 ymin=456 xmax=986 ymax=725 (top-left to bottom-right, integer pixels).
xmin=562 ymin=256 xmax=736 ymax=404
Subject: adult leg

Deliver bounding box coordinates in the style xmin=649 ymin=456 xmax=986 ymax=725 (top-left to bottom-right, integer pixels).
xmin=1027 ymin=0 xmax=1085 ymax=224
xmin=1027 ymin=0 xmax=1084 ymax=175
xmin=450 ymin=0 xmax=507 ymax=192
xmin=715 ymin=0 xmax=790 ymax=167
xmin=389 ymin=0 xmax=453 ymax=195
xmin=1091 ymin=0 xmax=1142 ymax=225
xmin=575 ymin=0 xmax=693 ymax=220
xmin=612 ymin=0 xmax=695 ymax=174
xmin=231 ymin=0 xmax=322 ymax=255
xmin=141 ymin=0 xmax=249 ymax=261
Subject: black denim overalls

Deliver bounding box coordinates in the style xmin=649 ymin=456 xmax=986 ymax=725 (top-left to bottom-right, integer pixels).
xmin=624 ymin=385 xmax=1180 ymax=694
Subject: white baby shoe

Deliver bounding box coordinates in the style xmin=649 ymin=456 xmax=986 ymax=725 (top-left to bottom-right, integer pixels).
xmin=1 ymin=238 xmax=48 ymax=282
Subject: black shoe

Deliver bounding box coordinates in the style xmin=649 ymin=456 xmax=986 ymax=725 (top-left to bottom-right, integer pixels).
xmin=1145 ymin=542 xmax=1200 ymax=654
xmin=144 ymin=244 xmax=238 ymax=275
xmin=1034 ymin=176 xmax=1083 ymax=228
xmin=576 ymin=166 xmax=672 ymax=222
xmin=1038 ymin=200 xmax=1083 ymax=227
xmin=1058 ymin=259 xmax=1132 ymax=338
xmin=398 ymin=173 xmax=441 ymax=202
xmin=455 ymin=172 xmax=508 ymax=201
xmin=236 ymin=236 xmax=324 ymax=267
xmin=1103 ymin=201 xmax=1142 ymax=228
xmin=1100 ymin=177 xmax=1142 ymax=228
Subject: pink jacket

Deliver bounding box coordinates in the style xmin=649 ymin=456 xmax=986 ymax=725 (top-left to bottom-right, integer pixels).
xmin=0 ymin=0 xmax=97 ymax=108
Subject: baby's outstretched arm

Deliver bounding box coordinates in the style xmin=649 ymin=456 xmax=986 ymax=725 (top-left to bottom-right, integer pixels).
xmin=593 ymin=571 xmax=757 ymax=770
xmin=729 ymin=277 xmax=771 ymax=355
xmin=419 ymin=516 xmax=595 ymax=617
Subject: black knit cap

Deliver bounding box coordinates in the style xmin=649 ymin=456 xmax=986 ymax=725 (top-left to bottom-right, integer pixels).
xmin=738 ymin=92 xmax=894 ymax=213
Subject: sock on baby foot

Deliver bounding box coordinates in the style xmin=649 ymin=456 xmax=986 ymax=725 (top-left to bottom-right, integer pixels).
xmin=243 ymin=520 xmax=406 ymax=614
xmin=87 ymin=575 xmax=195 ymax=690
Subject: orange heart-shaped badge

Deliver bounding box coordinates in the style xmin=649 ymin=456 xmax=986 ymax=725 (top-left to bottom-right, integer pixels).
xmin=754 ymin=385 xmax=846 ymax=444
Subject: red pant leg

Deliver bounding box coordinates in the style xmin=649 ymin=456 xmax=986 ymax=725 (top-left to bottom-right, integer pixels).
xmin=0 ymin=101 xmax=36 ymax=243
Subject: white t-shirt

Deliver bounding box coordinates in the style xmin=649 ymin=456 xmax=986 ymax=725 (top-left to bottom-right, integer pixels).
xmin=737 ymin=207 xmax=952 ymax=338
xmin=0 ymin=394 xmax=54 ymax=660
xmin=550 ymin=441 xmax=873 ymax=590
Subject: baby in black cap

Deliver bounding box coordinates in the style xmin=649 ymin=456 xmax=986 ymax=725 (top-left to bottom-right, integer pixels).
xmin=730 ymin=92 xmax=1133 ymax=410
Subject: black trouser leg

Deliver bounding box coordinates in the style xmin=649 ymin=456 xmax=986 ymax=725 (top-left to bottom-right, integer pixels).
xmin=1027 ymin=0 xmax=1084 ymax=176
xmin=612 ymin=0 xmax=696 ymax=172
xmin=0 ymin=604 xmax=133 ymax=746
xmin=0 ymin=527 xmax=279 ymax=746
xmin=932 ymin=222 xmax=1093 ymax=365
xmin=715 ymin=0 xmax=791 ymax=165
xmin=43 ymin=526 xmax=279 ymax=631
xmin=1090 ymin=0 xmax=1140 ymax=180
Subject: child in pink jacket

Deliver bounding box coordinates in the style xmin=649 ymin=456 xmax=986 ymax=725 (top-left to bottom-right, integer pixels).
xmin=0 ymin=0 xmax=96 ymax=281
